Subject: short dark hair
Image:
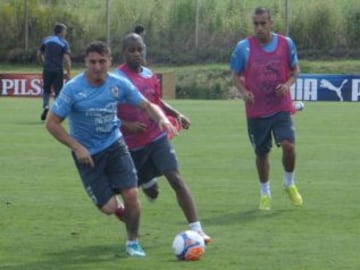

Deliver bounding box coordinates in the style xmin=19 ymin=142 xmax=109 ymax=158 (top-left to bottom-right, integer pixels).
xmin=85 ymin=41 xmax=111 ymax=56
xmin=134 ymin=24 xmax=145 ymax=34
xmin=253 ymin=7 xmax=271 ymax=20
xmin=54 ymin=23 xmax=67 ymax=35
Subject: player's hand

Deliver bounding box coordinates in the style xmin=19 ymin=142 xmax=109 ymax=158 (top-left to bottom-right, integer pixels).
xmin=73 ymin=145 xmax=94 ymax=167
xmin=159 ymin=118 xmax=177 ymax=136
xmin=242 ymin=90 xmax=255 ymax=104
xmin=178 ymin=114 xmax=191 ymax=129
xmin=275 ymin=83 xmax=289 ymax=96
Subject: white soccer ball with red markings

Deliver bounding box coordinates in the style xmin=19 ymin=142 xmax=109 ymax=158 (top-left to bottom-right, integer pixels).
xmin=172 ymin=230 xmax=205 ymax=261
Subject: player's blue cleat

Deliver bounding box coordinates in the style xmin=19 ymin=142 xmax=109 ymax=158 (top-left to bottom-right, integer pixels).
xmin=126 ymin=241 xmax=146 ymax=257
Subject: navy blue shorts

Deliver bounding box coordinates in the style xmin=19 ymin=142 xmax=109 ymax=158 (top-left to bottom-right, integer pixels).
xmin=72 ymin=139 xmax=138 ymax=208
xmin=247 ymin=111 xmax=295 ymax=155
xmin=130 ymin=135 xmax=178 ymax=186
xmin=42 ymin=69 xmax=64 ymax=97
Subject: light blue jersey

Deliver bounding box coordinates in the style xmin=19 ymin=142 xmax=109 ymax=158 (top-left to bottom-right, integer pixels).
xmin=230 ymin=33 xmax=298 ymax=74
xmin=51 ymin=72 xmax=145 ymax=155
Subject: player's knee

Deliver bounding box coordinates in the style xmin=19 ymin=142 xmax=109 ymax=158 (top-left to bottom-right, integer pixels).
xmin=281 ymin=140 xmax=295 ymax=153
xmin=166 ymin=173 xmax=187 ymax=191
xmin=121 ymin=187 xmax=140 ymax=207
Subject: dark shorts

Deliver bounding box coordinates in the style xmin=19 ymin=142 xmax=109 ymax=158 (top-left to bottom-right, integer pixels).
xmin=72 ymin=139 xmax=138 ymax=208
xmin=247 ymin=111 xmax=295 ymax=155
xmin=42 ymin=69 xmax=64 ymax=97
xmin=130 ymin=135 xmax=178 ymax=186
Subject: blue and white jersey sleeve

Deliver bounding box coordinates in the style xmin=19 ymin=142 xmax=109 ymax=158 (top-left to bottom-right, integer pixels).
xmin=230 ymin=39 xmax=249 ymax=74
xmin=285 ymin=36 xmax=299 ymax=68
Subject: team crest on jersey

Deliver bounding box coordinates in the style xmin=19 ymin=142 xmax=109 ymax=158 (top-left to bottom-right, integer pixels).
xmin=111 ymin=86 xmax=119 ymax=97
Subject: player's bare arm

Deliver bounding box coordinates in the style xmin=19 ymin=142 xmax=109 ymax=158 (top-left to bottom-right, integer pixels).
xmin=37 ymin=50 xmax=44 ymax=65
xmin=232 ymin=72 xmax=255 ymax=104
xmin=161 ymin=100 xmax=191 ymax=129
xmin=275 ymin=63 xmax=300 ymax=96
xmin=63 ymin=53 xmax=72 ymax=79
xmin=46 ymin=112 xmax=94 ymax=167
xmin=121 ymin=119 xmax=147 ymax=133
xmin=138 ymin=100 xmax=177 ymax=135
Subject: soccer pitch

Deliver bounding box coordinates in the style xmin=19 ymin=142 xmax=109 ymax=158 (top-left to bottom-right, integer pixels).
xmin=0 ymin=98 xmax=359 ymax=270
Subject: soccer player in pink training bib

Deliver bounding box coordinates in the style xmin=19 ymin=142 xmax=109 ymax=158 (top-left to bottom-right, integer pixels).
xmin=114 ymin=33 xmax=211 ymax=244
xmin=230 ymin=7 xmax=303 ymax=210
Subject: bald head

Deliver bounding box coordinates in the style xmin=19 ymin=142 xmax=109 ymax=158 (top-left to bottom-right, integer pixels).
xmin=121 ymin=33 xmax=145 ymax=70
xmin=122 ymin=33 xmax=144 ymax=51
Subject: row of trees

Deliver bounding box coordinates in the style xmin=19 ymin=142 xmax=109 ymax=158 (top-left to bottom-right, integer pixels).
xmin=0 ymin=0 xmax=359 ymax=64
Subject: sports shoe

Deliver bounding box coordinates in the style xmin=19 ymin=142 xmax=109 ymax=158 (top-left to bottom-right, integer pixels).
xmin=258 ymin=195 xmax=271 ymax=210
xmin=40 ymin=107 xmax=49 ymax=121
xmin=285 ymin=185 xmax=303 ymax=206
xmin=194 ymin=230 xmax=212 ymax=245
xmin=125 ymin=241 xmax=146 ymax=257
xmin=141 ymin=178 xmax=159 ymax=202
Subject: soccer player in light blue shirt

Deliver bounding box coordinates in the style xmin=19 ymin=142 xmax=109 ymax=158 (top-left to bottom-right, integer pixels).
xmin=46 ymin=41 xmax=176 ymax=257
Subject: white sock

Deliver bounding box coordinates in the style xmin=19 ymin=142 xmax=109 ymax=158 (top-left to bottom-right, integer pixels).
xmin=126 ymin=240 xmax=138 ymax=245
xmin=260 ymin=181 xmax=271 ymax=197
xmin=189 ymin=221 xmax=202 ymax=232
xmin=284 ymin=171 xmax=295 ymax=187
xmin=142 ymin=178 xmax=157 ymax=189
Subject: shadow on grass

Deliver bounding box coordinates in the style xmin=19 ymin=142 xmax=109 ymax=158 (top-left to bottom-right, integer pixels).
xmin=201 ymin=208 xmax=294 ymax=226
xmin=0 ymin=244 xmax=143 ymax=270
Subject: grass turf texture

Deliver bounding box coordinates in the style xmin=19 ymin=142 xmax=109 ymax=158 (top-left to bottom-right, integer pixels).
xmin=0 ymin=98 xmax=359 ymax=270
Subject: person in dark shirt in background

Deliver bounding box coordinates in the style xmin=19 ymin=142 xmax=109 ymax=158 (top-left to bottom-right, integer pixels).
xmin=38 ymin=23 xmax=71 ymax=121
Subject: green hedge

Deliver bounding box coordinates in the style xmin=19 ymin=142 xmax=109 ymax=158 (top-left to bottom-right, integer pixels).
xmin=1 ymin=0 xmax=360 ymax=64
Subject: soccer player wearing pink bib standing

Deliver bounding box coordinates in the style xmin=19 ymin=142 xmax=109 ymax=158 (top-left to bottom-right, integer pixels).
xmin=115 ymin=33 xmax=211 ymax=244
xmin=230 ymin=7 xmax=303 ymax=210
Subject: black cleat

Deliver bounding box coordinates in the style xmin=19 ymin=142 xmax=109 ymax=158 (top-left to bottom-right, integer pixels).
xmin=142 ymin=179 xmax=159 ymax=202
xmin=40 ymin=107 xmax=49 ymax=121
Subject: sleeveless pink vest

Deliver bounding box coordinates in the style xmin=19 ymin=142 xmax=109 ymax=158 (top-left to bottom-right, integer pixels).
xmin=116 ymin=64 xmax=164 ymax=149
xmin=244 ymin=35 xmax=294 ymax=118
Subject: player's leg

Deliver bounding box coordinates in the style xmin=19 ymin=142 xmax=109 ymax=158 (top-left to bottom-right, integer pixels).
xmin=52 ymin=69 xmax=64 ymax=99
xmin=151 ymin=136 xmax=212 ymax=244
xmin=105 ymin=139 xmax=145 ymax=256
xmin=100 ymin=190 xmax=144 ymax=257
xmin=41 ymin=69 xmax=53 ymax=120
xmin=163 ymin=170 xmax=212 ymax=244
xmin=130 ymin=147 xmax=161 ymax=201
xmin=73 ymin=140 xmax=145 ymax=256
xmin=141 ymin=178 xmax=159 ymax=201
xmin=139 ymin=115 xmax=183 ymax=199
xmin=273 ymin=112 xmax=303 ymax=206
xmin=247 ymin=117 xmax=273 ymax=210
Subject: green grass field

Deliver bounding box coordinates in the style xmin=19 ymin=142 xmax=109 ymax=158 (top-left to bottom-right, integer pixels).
xmin=1 ymin=98 xmax=359 ymax=270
